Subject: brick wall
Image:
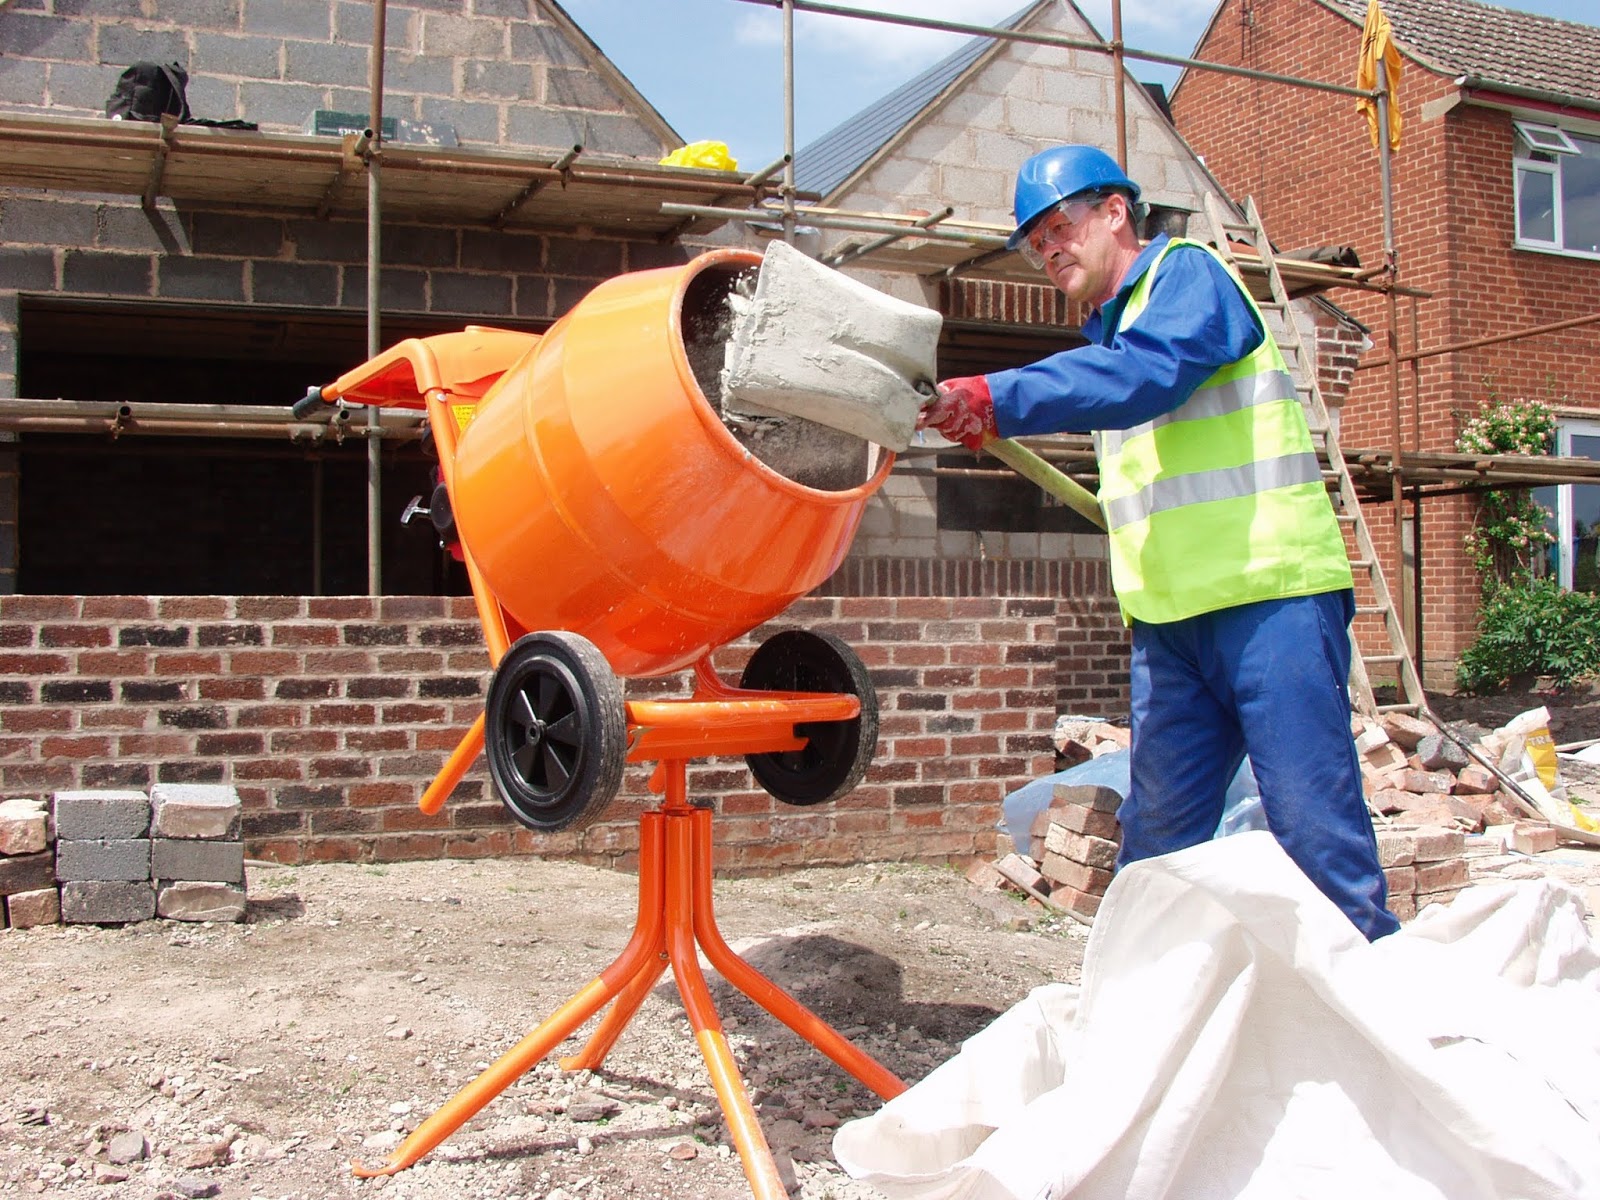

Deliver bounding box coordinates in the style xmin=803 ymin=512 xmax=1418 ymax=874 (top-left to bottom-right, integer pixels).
xmin=1170 ymin=0 xmax=1600 ymax=677
xmin=0 ymin=592 xmax=1072 ymax=871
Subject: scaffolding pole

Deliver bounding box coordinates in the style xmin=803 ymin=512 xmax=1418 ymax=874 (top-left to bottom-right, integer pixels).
xmin=364 ymin=0 xmax=387 ymax=596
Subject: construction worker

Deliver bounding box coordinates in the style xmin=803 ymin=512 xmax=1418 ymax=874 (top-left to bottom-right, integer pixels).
xmin=921 ymin=145 xmax=1399 ymax=941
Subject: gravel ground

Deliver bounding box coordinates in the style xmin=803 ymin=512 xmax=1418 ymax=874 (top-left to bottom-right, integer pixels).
xmin=0 ymin=856 xmax=1087 ymax=1200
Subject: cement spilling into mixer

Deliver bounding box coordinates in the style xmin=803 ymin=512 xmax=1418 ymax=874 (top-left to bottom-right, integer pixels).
xmin=681 ymin=261 xmax=872 ymax=492
xmin=719 ymin=239 xmax=942 ymax=454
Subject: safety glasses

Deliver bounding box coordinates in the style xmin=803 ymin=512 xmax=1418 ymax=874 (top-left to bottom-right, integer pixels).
xmin=1017 ymin=196 xmax=1105 ymax=269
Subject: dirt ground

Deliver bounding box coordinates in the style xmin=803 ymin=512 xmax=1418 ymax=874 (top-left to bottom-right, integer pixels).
xmin=5 ymin=685 xmax=1600 ymax=1200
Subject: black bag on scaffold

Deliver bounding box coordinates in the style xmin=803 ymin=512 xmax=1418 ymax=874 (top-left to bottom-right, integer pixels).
xmin=105 ymin=61 xmax=191 ymax=122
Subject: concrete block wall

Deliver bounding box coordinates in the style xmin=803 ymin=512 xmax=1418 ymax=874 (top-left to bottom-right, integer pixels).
xmin=0 ymin=193 xmax=689 ymax=325
xmin=1170 ymin=0 xmax=1600 ymax=678
xmin=0 ymin=0 xmax=672 ymax=157
xmin=0 ymin=593 xmax=1069 ymax=871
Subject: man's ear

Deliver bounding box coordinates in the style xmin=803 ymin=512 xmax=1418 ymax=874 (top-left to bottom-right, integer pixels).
xmin=1104 ymin=193 xmax=1131 ymax=230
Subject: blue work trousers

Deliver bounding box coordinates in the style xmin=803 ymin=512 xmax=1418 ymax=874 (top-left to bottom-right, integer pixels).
xmin=1118 ymin=589 xmax=1400 ymax=941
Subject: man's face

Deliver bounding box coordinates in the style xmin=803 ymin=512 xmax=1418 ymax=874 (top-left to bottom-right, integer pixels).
xmin=1025 ymin=195 xmax=1128 ymax=307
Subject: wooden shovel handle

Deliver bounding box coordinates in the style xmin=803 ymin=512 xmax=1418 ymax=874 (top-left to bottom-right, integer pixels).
xmin=980 ymin=436 xmax=1106 ymax=530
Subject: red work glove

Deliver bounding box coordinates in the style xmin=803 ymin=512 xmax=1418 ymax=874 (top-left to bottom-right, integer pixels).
xmin=918 ymin=375 xmax=996 ymax=451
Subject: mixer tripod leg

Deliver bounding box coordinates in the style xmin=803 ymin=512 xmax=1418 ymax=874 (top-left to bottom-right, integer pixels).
xmin=662 ymin=804 xmax=790 ymax=1200
xmin=351 ymin=814 xmax=667 ymax=1179
xmin=687 ymin=807 xmax=907 ymax=1102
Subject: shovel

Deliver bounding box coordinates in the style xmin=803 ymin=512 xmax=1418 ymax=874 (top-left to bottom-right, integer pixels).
xmin=721 ymin=240 xmax=1106 ymax=530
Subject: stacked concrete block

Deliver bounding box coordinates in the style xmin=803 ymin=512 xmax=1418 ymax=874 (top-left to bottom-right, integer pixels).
xmin=0 ymin=798 xmax=59 ymax=929
xmin=151 ymin=785 xmax=246 ymax=923
xmin=53 ymin=790 xmax=155 ymax=924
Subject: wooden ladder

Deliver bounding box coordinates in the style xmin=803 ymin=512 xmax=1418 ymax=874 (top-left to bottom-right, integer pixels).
xmin=1199 ymin=194 xmax=1425 ymax=718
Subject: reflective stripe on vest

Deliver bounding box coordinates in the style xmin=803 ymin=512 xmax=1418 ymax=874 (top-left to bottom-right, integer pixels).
xmin=1095 ymin=237 xmax=1352 ymax=624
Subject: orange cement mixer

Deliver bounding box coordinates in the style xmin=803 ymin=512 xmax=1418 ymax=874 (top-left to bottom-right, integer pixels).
xmin=298 ymin=247 xmax=889 ymax=834
xmin=300 ymin=248 xmax=908 ymax=1200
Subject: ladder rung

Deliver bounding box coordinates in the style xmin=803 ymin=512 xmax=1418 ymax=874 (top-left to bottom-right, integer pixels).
xmin=1375 ymin=703 xmax=1421 ymax=714
xmin=1355 ymin=604 xmax=1385 ymax=615
xmin=1363 ymin=653 xmax=1405 ymax=664
xmin=1351 ymin=557 xmax=1374 ymax=569
xmin=1337 ymin=514 xmax=1357 ymax=524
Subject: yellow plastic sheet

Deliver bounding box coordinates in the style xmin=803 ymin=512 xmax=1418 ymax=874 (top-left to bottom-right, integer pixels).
xmin=659 ymin=141 xmax=738 ymax=171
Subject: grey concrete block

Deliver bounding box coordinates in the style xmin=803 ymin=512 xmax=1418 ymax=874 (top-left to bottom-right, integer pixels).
xmin=0 ymin=59 xmax=48 ymax=105
xmin=384 ymin=55 xmax=453 ymax=97
xmin=185 ymin=76 xmax=240 ymax=123
xmin=0 ymin=13 xmax=91 ymax=61
xmin=547 ymin=238 xmax=621 ymax=278
xmin=250 ymin=260 xmax=338 ymax=307
xmin=61 ymin=250 xmax=153 ymax=296
xmin=190 ymin=212 xmax=284 ymax=258
xmin=151 ymin=784 xmax=241 ymax=840
xmin=462 ymin=60 xmax=532 ymax=101
xmin=157 ymin=880 xmax=246 ymax=923
xmin=510 ymin=22 xmax=586 ymax=67
xmin=154 ymin=0 xmax=244 ymax=27
xmin=419 ymin=12 xmax=504 ymax=58
xmin=56 ymin=838 xmax=151 ymax=883
xmin=242 ymin=0 xmax=330 ymax=39
xmin=543 ymin=67 xmax=624 ymax=114
xmin=430 ymin=272 xmax=512 ymax=316
xmin=238 ymin=81 xmax=325 ymax=131
xmin=384 ymin=225 xmax=459 ymax=269
xmin=193 ymin=32 xmax=281 ymax=81
xmin=53 ymin=790 xmax=150 ymax=840
xmin=0 ymin=851 xmax=54 ymax=897
xmin=419 ymin=97 xmax=500 ymax=145
xmin=513 ymin=275 xmax=553 ymax=318
xmin=98 ymin=202 xmax=192 ymax=254
xmin=97 ymin=26 xmax=189 ymax=69
xmin=157 ymin=257 xmax=246 ymax=302
xmin=0 ymin=248 xmax=55 ymax=291
xmin=0 ymin=197 xmax=100 ymax=247
xmin=474 ymin=0 xmax=531 ymax=17
xmin=460 ymin=229 xmax=542 ymax=273
xmin=153 ymin=838 xmax=244 ymax=883
xmin=339 ymin=265 xmax=426 ymax=312
xmin=503 ymin=105 xmax=582 ymax=153
xmin=285 ymin=218 xmax=365 ymax=263
xmin=335 ymin=2 xmax=411 ymax=50
xmin=284 ymin=39 xmax=368 ymax=87
xmin=61 ymin=880 xmax=155 ymax=925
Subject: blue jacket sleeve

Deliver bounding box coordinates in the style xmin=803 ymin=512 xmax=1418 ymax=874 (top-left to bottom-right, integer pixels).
xmin=985 ymin=247 xmax=1267 ymax=437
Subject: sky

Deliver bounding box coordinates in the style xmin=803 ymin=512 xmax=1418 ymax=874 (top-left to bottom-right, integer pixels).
xmin=558 ymin=0 xmax=1597 ymax=171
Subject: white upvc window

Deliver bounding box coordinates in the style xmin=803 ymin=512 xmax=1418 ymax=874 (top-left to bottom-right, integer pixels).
xmin=1536 ymin=420 xmax=1600 ymax=592
xmin=1513 ymin=121 xmax=1600 ymax=258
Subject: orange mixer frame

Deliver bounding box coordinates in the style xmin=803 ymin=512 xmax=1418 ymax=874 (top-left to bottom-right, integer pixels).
xmin=300 ymin=251 xmax=906 ymax=1199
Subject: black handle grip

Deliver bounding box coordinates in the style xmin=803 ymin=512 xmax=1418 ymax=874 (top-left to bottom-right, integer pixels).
xmin=292 ymin=387 xmax=327 ymax=420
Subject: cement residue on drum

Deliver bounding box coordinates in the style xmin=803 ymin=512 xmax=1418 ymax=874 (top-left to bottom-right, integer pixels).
xmin=680 ymin=264 xmax=872 ymax=493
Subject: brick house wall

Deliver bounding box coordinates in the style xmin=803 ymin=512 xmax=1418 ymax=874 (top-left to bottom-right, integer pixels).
xmin=1170 ymin=0 xmax=1600 ymax=685
xmin=0 ymin=593 xmax=1060 ymax=870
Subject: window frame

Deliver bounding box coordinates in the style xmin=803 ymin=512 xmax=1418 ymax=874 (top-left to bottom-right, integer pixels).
xmin=1511 ymin=118 xmax=1600 ymax=260
xmin=1542 ymin=419 xmax=1600 ymax=591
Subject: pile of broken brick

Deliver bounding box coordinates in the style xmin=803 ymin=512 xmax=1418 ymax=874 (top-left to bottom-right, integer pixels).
xmin=970 ymin=711 xmax=1577 ymax=927
xmin=0 ymin=785 xmax=247 ymax=929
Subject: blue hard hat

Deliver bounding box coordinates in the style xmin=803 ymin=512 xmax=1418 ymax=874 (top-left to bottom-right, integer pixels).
xmin=1006 ymin=145 xmax=1141 ymax=250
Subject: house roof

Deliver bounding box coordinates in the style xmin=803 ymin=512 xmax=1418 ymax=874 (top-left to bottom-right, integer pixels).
xmin=792 ymin=2 xmax=1043 ymax=198
xmin=1314 ymin=0 xmax=1600 ymax=108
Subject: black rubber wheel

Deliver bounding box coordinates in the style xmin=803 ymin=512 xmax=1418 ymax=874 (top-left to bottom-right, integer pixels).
xmin=740 ymin=629 xmax=878 ymax=806
xmin=485 ymin=631 xmax=627 ymax=833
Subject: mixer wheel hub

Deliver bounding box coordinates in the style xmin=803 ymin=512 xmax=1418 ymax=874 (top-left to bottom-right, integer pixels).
xmin=740 ymin=629 xmax=878 ymax=806
xmin=485 ymin=631 xmax=627 ymax=833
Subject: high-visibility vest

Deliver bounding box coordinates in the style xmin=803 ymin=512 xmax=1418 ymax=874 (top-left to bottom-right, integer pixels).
xmin=1095 ymin=238 xmax=1353 ymax=624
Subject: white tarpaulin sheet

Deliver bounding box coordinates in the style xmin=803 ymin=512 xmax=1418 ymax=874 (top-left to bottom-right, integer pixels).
xmin=835 ymin=832 xmax=1600 ymax=1200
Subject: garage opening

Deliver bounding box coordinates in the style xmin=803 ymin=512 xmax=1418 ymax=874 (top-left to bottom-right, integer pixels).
xmin=16 ymin=299 xmax=545 ymax=596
